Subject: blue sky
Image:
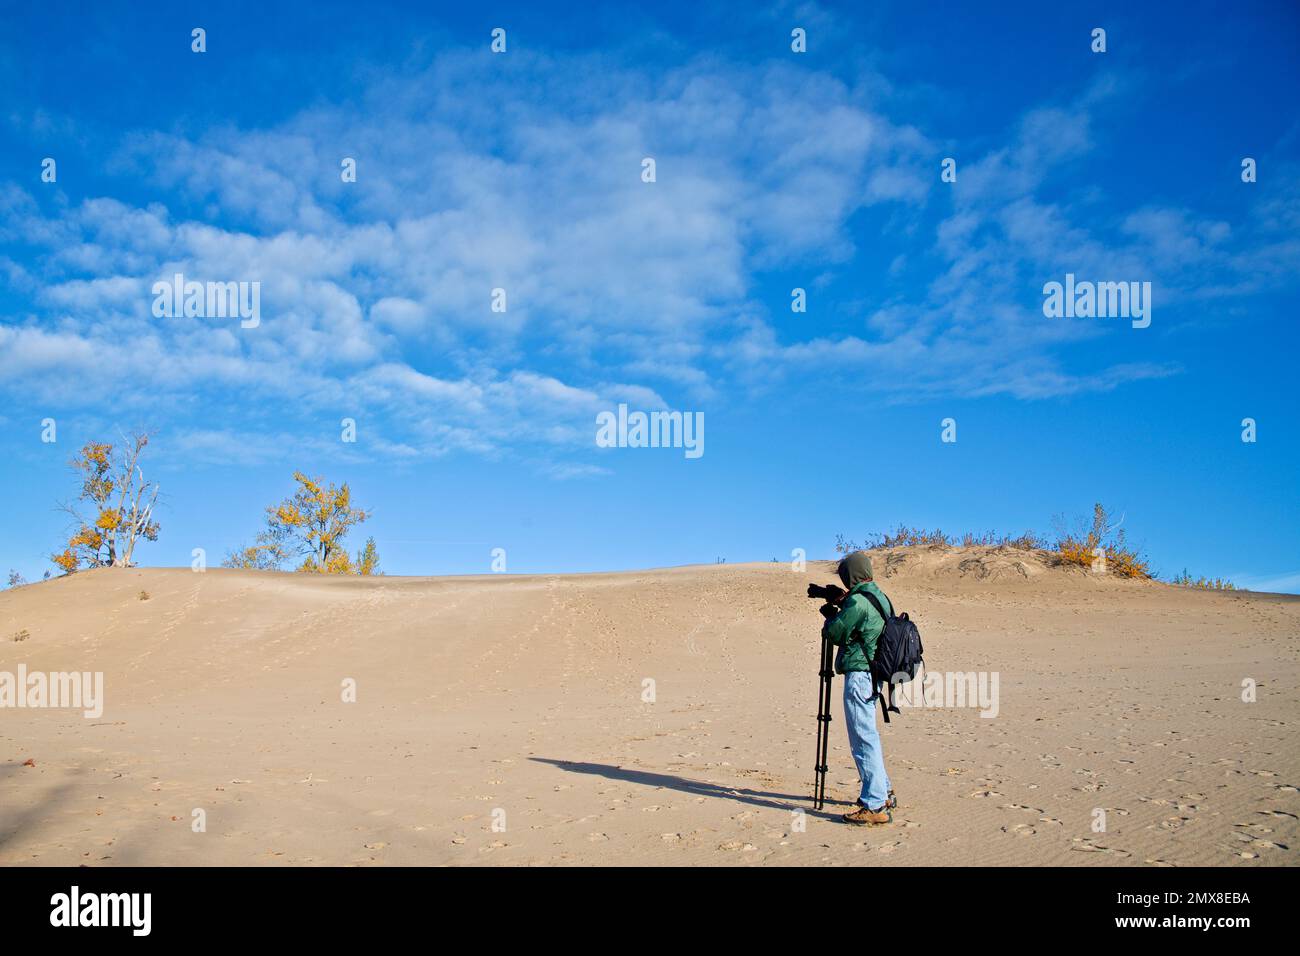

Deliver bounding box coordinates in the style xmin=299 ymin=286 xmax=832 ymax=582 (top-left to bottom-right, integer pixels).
xmin=1 ymin=0 xmax=1297 ymax=589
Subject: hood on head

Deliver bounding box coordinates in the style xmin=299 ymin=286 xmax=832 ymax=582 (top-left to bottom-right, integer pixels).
xmin=837 ymin=551 xmax=874 ymax=589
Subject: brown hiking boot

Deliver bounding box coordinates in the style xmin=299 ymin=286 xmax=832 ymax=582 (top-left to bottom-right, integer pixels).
xmin=842 ymin=805 xmax=892 ymax=825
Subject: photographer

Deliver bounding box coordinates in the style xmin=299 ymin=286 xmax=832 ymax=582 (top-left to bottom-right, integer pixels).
xmin=818 ymin=551 xmax=898 ymax=825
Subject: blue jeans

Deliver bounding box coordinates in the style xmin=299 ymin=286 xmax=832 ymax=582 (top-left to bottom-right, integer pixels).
xmin=843 ymin=671 xmax=891 ymax=808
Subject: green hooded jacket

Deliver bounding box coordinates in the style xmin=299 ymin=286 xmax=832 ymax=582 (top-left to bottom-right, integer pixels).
xmin=822 ymin=552 xmax=893 ymax=675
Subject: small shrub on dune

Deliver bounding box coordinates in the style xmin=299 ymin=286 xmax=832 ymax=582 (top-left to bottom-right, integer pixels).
xmin=838 ymin=526 xmax=952 ymax=550
xmin=1053 ymin=504 xmax=1152 ymax=580
xmin=836 ymin=504 xmax=1152 ymax=580
xmin=1171 ymin=570 xmax=1236 ymax=590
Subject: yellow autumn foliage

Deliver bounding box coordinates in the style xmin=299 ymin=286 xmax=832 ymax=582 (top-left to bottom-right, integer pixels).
xmin=51 ymin=437 xmax=160 ymax=575
xmin=224 ymin=472 xmax=379 ymax=575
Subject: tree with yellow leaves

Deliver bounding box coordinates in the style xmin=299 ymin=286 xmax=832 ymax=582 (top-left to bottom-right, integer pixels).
xmin=51 ymin=434 xmax=162 ymax=573
xmin=223 ymin=472 xmax=379 ymax=575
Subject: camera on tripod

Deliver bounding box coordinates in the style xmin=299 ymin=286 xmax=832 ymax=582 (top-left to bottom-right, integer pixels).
xmin=806 ymin=582 xmax=846 ymax=604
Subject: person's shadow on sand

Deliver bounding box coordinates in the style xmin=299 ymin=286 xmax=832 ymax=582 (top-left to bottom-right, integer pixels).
xmin=530 ymin=758 xmax=847 ymax=820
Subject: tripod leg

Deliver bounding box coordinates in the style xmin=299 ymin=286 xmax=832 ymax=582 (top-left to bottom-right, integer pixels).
xmin=821 ymin=639 xmax=835 ymax=808
xmin=817 ymin=683 xmax=830 ymax=806
xmin=813 ymin=637 xmax=826 ymax=808
xmin=814 ymin=634 xmax=833 ymax=809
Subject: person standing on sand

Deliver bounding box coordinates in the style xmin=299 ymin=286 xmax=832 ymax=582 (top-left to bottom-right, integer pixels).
xmin=820 ymin=551 xmax=898 ymax=825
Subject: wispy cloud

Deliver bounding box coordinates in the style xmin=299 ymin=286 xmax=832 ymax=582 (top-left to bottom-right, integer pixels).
xmin=1 ymin=41 xmax=1296 ymax=468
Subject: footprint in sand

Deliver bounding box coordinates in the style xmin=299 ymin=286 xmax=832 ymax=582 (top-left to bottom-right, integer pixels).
xmin=1251 ymin=839 xmax=1288 ymax=851
xmin=717 ymin=840 xmax=758 ymax=852
xmin=1071 ymin=838 xmax=1130 ymax=858
xmin=1008 ymin=824 xmax=1037 ymax=837
xmin=1234 ymin=823 xmax=1273 ymax=835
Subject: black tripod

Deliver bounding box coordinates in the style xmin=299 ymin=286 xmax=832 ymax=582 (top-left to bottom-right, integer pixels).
xmin=812 ymin=632 xmax=834 ymax=810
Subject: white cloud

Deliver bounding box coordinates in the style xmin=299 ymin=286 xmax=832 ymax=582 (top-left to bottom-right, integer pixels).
xmin=1 ymin=50 xmax=1296 ymax=463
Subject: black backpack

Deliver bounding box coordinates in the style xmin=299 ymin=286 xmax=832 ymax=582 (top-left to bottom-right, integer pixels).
xmin=857 ymin=590 xmax=924 ymax=723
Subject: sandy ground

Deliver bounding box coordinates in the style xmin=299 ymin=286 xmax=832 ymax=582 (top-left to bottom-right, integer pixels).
xmin=1 ymin=547 xmax=1297 ymax=866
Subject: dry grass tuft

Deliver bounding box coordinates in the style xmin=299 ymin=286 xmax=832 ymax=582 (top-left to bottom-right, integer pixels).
xmin=837 ymin=526 xmax=1045 ymax=552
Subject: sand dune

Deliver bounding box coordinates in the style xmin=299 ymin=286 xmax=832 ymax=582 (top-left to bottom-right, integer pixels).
xmin=2 ymin=548 xmax=1297 ymax=866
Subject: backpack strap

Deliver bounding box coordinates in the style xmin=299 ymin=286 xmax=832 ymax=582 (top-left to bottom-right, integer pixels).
xmin=858 ymin=588 xmax=893 ymax=622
